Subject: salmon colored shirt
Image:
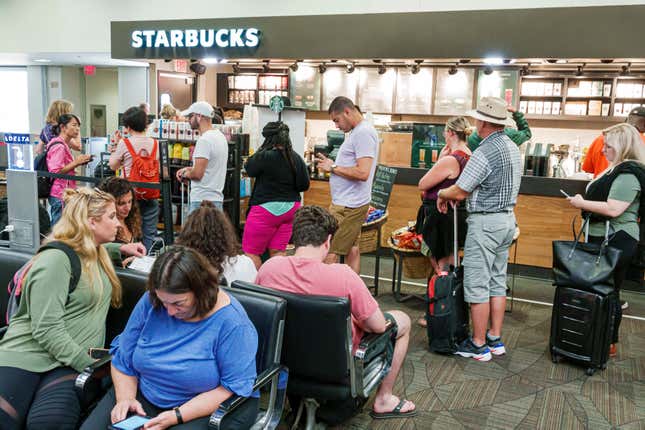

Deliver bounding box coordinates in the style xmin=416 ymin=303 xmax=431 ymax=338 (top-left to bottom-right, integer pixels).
xmin=583 ymin=133 xmax=645 ymax=178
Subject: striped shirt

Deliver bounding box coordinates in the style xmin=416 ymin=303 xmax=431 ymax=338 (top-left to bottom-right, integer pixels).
xmin=456 ymin=130 xmax=521 ymax=213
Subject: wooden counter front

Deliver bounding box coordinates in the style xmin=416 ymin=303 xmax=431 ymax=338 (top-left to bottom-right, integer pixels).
xmin=304 ymin=181 xmax=578 ymax=268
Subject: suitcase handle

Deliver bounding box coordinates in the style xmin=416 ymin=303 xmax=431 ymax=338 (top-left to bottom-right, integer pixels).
xmin=453 ymin=204 xmax=459 ymax=268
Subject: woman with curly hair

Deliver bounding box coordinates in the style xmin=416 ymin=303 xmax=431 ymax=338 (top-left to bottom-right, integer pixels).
xmin=97 ymin=177 xmax=143 ymax=245
xmin=176 ymin=201 xmax=257 ymax=285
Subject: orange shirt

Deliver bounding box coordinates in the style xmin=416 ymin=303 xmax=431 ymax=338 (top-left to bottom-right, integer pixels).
xmin=582 ymin=133 xmax=645 ymax=178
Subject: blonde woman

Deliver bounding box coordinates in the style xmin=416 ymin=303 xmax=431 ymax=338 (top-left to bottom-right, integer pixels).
xmin=160 ymin=103 xmax=178 ymax=120
xmin=416 ymin=117 xmax=472 ymax=327
xmin=37 ymin=99 xmax=81 ymax=154
xmin=0 ymin=188 xmax=144 ymax=430
xmin=568 ymin=123 xmax=645 ymax=356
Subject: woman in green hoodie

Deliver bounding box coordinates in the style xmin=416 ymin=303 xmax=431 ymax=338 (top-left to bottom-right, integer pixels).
xmin=0 ymin=188 xmax=144 ymax=430
xmin=467 ymin=106 xmax=532 ymax=151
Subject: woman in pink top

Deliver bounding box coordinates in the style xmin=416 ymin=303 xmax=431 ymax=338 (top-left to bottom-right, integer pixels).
xmin=46 ymin=114 xmax=92 ymax=225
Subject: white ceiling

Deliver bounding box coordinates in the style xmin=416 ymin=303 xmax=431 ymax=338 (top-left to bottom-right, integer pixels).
xmin=0 ymin=52 xmax=149 ymax=67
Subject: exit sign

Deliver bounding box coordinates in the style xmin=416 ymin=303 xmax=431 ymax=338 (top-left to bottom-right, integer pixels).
xmin=175 ymin=59 xmax=188 ymax=73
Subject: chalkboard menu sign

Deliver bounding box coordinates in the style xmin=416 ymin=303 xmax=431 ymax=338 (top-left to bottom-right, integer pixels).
xmin=371 ymin=165 xmax=398 ymax=210
xmin=289 ymin=66 xmax=321 ymax=110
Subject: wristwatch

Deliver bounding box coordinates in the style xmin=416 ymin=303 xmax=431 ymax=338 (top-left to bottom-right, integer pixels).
xmin=331 ymin=164 xmax=337 ymax=173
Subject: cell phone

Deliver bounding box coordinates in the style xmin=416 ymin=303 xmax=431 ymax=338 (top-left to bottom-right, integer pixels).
xmin=108 ymin=415 xmax=151 ymax=430
xmin=559 ymin=189 xmax=571 ymax=198
xmin=88 ymin=347 xmax=109 ymax=360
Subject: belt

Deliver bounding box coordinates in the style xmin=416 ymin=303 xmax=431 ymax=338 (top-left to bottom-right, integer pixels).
xmin=469 ymin=210 xmax=514 ymax=215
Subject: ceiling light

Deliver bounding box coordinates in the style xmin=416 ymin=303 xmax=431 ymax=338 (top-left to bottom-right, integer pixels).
xmin=232 ymin=63 xmax=240 ymax=74
xmin=520 ymin=65 xmax=531 ymax=76
xmin=219 ymin=59 xmax=228 ymax=64
xmin=163 ymin=59 xmax=172 ymax=63
xmin=545 ymin=59 xmax=558 ymax=64
xmin=459 ymin=59 xmax=471 ymax=64
xmin=346 ymin=63 xmax=355 ymax=74
xmin=601 ymin=59 xmax=614 ymax=64
xmin=378 ymin=64 xmax=387 ymax=75
xmin=262 ymin=60 xmax=270 ymax=73
xmin=202 ymin=57 xmax=219 ymax=65
xmin=576 ymin=65 xmax=584 ymax=76
xmin=484 ymin=57 xmax=504 ymax=65
xmin=411 ymin=64 xmax=420 ymax=74
xmin=289 ymin=61 xmax=299 ymax=72
xmin=621 ymin=63 xmax=631 ymax=76
xmin=555 ymin=59 xmax=567 ymax=64
xmin=318 ymin=63 xmax=327 ymax=74
xmin=483 ymin=65 xmax=494 ymax=75
xmin=33 ymin=58 xmax=51 ymax=63
xmin=448 ymin=65 xmax=458 ymax=75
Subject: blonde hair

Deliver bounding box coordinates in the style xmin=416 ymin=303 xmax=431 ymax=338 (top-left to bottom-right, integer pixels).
xmin=602 ymin=123 xmax=645 ymax=165
xmin=47 ymin=188 xmax=122 ymax=307
xmin=45 ymin=100 xmax=74 ymax=125
xmin=445 ymin=116 xmax=473 ymax=142
xmin=160 ymin=104 xmax=177 ymax=120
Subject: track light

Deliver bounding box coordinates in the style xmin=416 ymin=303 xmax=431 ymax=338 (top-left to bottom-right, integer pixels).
xmin=262 ymin=60 xmax=270 ymax=73
xmin=576 ymin=65 xmax=584 ymax=76
xmin=377 ymin=64 xmax=386 ymax=75
xmin=448 ymin=65 xmax=458 ymax=75
xmin=601 ymin=59 xmax=614 ymax=64
xmin=621 ymin=63 xmax=631 ymax=76
xmin=459 ymin=59 xmax=471 ymax=64
xmin=289 ymin=61 xmax=299 ymax=72
xmin=520 ymin=65 xmax=531 ymax=76
xmin=483 ymin=65 xmax=493 ymax=75
xmin=232 ymin=63 xmax=240 ymax=74
xmin=318 ymin=63 xmax=327 ymax=74
xmin=346 ymin=63 xmax=355 ymax=74
xmin=411 ymin=65 xmax=420 ymax=75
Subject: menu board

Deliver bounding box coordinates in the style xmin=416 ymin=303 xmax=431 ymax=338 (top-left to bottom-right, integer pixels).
xmin=371 ymin=164 xmax=398 ymax=210
xmin=433 ymin=68 xmax=475 ymax=115
xmin=395 ymin=68 xmax=433 ymax=114
xmin=357 ymin=67 xmax=396 ymax=113
xmin=322 ymin=68 xmax=359 ymax=111
xmin=477 ymin=69 xmax=519 ymax=107
xmin=289 ymin=65 xmax=321 ymax=110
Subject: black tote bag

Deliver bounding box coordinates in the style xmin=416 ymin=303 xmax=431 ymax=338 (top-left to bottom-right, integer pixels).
xmin=552 ymin=217 xmax=622 ymax=290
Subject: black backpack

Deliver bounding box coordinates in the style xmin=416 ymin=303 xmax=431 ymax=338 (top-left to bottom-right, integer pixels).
xmin=34 ymin=141 xmax=64 ymax=198
xmin=5 ymin=241 xmax=81 ymax=325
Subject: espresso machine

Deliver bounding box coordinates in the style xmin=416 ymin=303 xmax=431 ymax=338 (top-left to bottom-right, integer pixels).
xmin=523 ymin=142 xmax=553 ymax=177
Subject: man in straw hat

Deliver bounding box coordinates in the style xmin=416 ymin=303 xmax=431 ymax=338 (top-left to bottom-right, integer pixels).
xmin=436 ymin=97 xmax=522 ymax=362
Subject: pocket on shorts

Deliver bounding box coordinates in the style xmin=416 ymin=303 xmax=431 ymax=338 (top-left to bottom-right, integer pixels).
xmin=482 ymin=223 xmax=506 ymax=233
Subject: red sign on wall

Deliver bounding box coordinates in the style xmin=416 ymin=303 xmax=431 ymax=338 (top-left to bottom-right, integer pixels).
xmin=175 ymin=59 xmax=188 ymax=73
xmin=83 ymin=65 xmax=96 ymax=76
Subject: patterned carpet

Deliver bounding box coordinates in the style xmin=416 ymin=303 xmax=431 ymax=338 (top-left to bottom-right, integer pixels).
xmin=325 ymin=290 xmax=645 ymax=429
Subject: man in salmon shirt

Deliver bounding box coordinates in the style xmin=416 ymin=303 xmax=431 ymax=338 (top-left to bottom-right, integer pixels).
xmin=583 ymin=107 xmax=645 ymax=178
xmin=255 ymin=205 xmax=416 ymax=421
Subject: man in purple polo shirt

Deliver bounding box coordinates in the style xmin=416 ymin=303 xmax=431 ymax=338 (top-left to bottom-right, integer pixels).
xmin=316 ymin=96 xmax=378 ymax=274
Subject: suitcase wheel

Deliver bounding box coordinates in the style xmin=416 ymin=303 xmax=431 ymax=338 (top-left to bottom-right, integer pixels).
xmin=585 ymin=367 xmax=596 ymax=376
xmin=551 ymin=353 xmax=561 ymax=364
xmin=601 ymin=363 xmax=607 ymax=370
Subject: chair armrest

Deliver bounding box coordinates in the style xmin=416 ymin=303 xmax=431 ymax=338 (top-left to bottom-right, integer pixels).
xmin=208 ymin=365 xmax=288 ymax=430
xmin=354 ymin=319 xmax=397 ymax=362
xmin=0 ymin=326 xmax=7 ymax=340
xmin=75 ymin=355 xmax=112 ymax=406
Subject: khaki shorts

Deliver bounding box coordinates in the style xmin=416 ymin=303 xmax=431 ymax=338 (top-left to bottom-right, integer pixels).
xmin=329 ymin=203 xmax=370 ymax=256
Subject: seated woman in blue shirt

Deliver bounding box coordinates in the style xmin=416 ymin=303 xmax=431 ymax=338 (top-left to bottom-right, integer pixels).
xmin=81 ymin=246 xmax=259 ymax=430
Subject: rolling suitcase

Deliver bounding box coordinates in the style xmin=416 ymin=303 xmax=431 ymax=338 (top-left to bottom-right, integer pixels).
xmin=550 ymin=220 xmax=617 ymax=376
xmin=426 ymin=207 xmax=469 ymax=353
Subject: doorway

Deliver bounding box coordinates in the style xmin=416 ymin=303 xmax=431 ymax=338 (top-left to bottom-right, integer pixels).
xmin=90 ymin=104 xmax=106 ymax=137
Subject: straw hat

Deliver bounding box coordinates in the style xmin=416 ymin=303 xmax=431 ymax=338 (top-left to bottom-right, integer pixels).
xmin=466 ymin=97 xmax=514 ymax=126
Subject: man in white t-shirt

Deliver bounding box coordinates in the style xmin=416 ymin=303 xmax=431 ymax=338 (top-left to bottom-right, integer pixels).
xmin=176 ymin=101 xmax=228 ymax=213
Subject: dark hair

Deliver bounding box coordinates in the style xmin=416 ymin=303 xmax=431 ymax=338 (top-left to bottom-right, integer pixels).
xmin=258 ymin=121 xmax=297 ymax=177
xmin=148 ymin=246 xmax=220 ymax=318
xmin=292 ymin=205 xmax=339 ymax=248
xmin=53 ymin=114 xmax=81 ymax=136
xmin=176 ymin=201 xmax=241 ymax=276
xmin=97 ymin=177 xmax=142 ymax=242
xmin=122 ymin=106 xmax=148 ymax=132
xmin=328 ymin=96 xmax=357 ymax=115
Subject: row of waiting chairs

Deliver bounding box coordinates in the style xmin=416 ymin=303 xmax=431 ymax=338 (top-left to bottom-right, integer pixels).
xmin=0 ymin=247 xmax=396 ymax=429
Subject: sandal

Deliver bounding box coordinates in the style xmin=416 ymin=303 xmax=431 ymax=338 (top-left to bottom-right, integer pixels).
xmin=370 ymin=399 xmax=417 ymax=419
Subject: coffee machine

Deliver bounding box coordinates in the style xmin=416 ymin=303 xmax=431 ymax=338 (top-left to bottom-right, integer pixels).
xmin=524 ymin=142 xmax=553 ymax=177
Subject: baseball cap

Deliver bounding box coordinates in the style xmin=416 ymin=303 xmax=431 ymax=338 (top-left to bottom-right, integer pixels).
xmin=181 ymin=101 xmax=214 ymax=118
xmin=628 ymin=106 xmax=645 ymax=118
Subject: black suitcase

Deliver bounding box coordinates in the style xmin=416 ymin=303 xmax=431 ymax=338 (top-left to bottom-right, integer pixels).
xmin=549 ymin=284 xmax=616 ymax=376
xmin=426 ymin=207 xmax=469 ymax=354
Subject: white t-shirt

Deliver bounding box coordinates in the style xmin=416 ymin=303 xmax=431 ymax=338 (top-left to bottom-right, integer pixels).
xmin=222 ymin=255 xmax=257 ymax=286
xmin=190 ymin=129 xmax=228 ymax=203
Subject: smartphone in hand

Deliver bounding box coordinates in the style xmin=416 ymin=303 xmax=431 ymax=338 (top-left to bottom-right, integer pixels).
xmin=560 ymin=189 xmax=571 ymax=198
xmin=108 ymin=415 xmax=151 ymax=430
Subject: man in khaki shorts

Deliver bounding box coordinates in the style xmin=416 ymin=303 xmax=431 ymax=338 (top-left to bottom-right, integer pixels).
xmin=316 ymin=96 xmax=378 ymax=274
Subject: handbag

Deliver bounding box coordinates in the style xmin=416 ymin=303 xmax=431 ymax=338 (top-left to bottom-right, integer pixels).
xmin=552 ymin=216 xmax=622 ymax=290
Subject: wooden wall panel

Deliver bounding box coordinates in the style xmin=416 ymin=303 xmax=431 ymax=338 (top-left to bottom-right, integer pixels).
xmin=305 ymin=181 xmax=579 ymax=268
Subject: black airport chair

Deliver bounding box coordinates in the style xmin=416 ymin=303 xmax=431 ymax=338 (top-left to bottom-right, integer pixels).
xmin=0 ymin=247 xmax=34 ymax=339
xmin=231 ymin=280 xmax=397 ymax=429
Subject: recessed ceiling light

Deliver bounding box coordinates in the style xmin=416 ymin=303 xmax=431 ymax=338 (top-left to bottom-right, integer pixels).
xmin=202 ymin=57 xmax=219 ymax=65
xmin=484 ymin=57 xmax=504 ymax=65
xmin=33 ymin=58 xmax=51 ymax=63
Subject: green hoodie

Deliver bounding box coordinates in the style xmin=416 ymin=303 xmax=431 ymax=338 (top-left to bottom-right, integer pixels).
xmin=468 ymin=111 xmax=532 ymax=151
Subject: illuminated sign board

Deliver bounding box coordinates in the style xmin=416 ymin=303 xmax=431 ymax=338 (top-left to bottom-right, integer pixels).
xmin=131 ymin=28 xmax=260 ymax=49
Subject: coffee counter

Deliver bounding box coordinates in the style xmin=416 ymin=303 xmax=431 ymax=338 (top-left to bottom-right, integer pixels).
xmin=303 ymin=171 xmax=589 ymax=269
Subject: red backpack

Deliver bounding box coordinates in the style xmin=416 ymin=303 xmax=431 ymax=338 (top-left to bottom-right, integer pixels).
xmin=123 ymin=138 xmax=160 ymax=200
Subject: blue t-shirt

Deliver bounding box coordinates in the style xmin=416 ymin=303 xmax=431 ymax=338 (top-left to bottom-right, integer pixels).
xmin=111 ymin=292 xmax=258 ymax=408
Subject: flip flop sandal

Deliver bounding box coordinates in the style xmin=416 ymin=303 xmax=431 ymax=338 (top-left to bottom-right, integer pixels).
xmin=369 ymin=399 xmax=418 ymax=419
